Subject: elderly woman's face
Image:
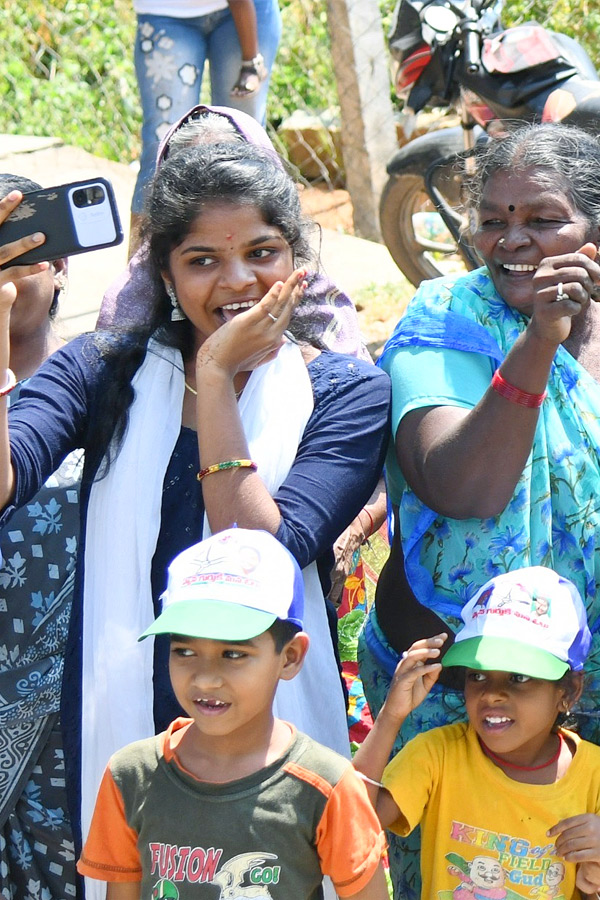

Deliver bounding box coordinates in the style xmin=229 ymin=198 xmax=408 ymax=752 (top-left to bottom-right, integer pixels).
xmin=472 ymin=167 xmax=599 ymax=315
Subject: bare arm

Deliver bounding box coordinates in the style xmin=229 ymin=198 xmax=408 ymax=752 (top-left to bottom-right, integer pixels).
xmin=398 ymin=244 xmax=600 ymax=519
xmin=107 ymin=883 xmax=141 ymax=900
xmin=353 ymin=634 xmax=446 ymax=826
xmin=195 ymin=269 xmax=305 ymax=535
xmin=227 ymin=0 xmax=259 ymax=59
xmin=346 ymin=861 xmax=389 ymax=900
xmin=0 ymin=191 xmax=54 ymax=509
xmin=329 ymin=475 xmax=386 ymax=607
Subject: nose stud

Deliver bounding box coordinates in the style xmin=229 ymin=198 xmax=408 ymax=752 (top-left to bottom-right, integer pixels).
xmin=498 ymin=237 xmax=505 ymax=245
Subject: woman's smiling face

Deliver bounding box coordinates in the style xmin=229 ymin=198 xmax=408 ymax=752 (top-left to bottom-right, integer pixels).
xmin=472 ymin=167 xmax=599 ymax=316
xmin=163 ymin=201 xmax=294 ymax=343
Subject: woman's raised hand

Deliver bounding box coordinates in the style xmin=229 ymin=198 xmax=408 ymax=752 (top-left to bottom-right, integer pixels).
xmin=196 ymin=267 xmax=307 ymax=379
xmin=0 ymin=192 xmax=49 ymax=312
xmin=530 ymin=243 xmax=600 ymax=345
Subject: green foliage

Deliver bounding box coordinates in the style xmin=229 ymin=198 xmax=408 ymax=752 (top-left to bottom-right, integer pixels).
xmin=1 ymin=0 xmax=598 ymax=166
xmin=268 ymin=0 xmax=337 ymax=126
xmin=500 ymin=0 xmax=600 ymax=71
xmin=337 ymin=609 xmax=366 ymax=663
xmin=0 ymin=0 xmax=141 ymax=162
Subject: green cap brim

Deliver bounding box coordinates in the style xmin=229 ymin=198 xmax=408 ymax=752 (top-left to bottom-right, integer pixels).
xmin=442 ymin=636 xmax=568 ymax=680
xmin=138 ymin=599 xmax=277 ymax=642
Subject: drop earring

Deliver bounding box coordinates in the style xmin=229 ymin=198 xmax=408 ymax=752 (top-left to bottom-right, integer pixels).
xmin=166 ymin=283 xmax=186 ymax=321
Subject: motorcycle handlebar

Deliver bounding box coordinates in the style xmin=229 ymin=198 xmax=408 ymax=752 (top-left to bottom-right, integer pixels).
xmin=463 ymin=25 xmax=481 ymax=72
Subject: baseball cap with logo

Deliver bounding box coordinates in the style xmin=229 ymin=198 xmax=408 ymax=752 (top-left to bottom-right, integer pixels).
xmin=139 ymin=528 xmax=304 ymax=641
xmin=442 ymin=566 xmax=591 ymax=680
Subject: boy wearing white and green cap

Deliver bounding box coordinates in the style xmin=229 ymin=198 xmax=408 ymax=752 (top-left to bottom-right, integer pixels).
xmin=77 ymin=528 xmax=387 ymax=900
xmin=354 ymin=566 xmax=600 ymax=900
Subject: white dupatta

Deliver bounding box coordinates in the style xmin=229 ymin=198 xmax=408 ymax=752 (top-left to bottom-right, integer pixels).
xmin=82 ymin=341 xmax=349 ymax=896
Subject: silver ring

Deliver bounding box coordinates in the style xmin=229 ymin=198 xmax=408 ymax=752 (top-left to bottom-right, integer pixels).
xmin=267 ymin=312 xmax=279 ymax=322
xmin=555 ymin=282 xmax=569 ymax=303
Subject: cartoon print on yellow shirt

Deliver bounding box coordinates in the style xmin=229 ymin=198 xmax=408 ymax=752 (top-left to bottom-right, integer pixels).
xmin=444 ymin=850 xmax=565 ymax=900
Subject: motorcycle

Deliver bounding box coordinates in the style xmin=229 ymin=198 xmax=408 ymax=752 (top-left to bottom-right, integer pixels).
xmin=381 ymin=0 xmax=600 ymax=286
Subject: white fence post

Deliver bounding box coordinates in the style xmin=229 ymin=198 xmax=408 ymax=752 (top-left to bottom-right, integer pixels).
xmin=326 ymin=0 xmax=398 ymax=241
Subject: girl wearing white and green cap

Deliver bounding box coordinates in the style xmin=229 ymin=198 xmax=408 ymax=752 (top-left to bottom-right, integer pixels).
xmin=354 ymin=566 xmax=600 ymax=900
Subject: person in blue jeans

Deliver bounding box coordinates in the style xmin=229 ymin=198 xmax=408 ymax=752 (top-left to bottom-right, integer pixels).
xmin=131 ymin=0 xmax=281 ymax=229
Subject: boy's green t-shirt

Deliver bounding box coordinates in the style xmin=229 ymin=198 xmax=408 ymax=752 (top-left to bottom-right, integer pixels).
xmin=78 ymin=718 xmax=385 ymax=899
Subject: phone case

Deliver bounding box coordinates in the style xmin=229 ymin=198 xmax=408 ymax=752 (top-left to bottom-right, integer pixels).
xmin=1 ymin=177 xmax=124 ymax=267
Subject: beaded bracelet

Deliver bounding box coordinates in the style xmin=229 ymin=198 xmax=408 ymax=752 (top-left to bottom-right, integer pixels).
xmin=0 ymin=368 xmax=17 ymax=399
xmin=491 ymin=369 xmax=546 ymax=409
xmin=197 ymin=459 xmax=257 ymax=482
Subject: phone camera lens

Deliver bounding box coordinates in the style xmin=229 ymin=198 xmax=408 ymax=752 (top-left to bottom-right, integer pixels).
xmin=73 ymin=186 xmax=105 ymax=208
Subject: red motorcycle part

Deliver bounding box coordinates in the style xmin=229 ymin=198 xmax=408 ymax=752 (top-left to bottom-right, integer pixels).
xmin=395 ymin=43 xmax=432 ymax=95
xmin=461 ymin=88 xmax=496 ymax=128
xmin=482 ymin=25 xmax=564 ymax=74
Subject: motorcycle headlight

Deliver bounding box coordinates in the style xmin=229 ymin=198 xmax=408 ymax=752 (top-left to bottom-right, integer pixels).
xmin=421 ymin=3 xmax=460 ymax=44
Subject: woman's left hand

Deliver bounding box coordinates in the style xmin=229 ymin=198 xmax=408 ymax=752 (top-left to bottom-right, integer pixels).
xmin=530 ymin=243 xmax=600 ymax=345
xmin=196 ymin=268 xmax=306 ymax=379
xmin=329 ymin=519 xmax=365 ymax=608
xmin=329 ymin=481 xmax=387 ymax=607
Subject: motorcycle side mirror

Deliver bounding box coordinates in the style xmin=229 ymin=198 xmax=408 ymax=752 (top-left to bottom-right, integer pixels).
xmin=421 ymin=4 xmax=460 ymax=35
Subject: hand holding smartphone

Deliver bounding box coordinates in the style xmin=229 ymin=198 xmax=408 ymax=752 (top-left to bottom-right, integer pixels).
xmin=1 ymin=178 xmax=123 ymax=268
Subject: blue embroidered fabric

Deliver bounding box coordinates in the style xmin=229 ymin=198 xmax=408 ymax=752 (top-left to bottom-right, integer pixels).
xmin=0 ymin=382 xmax=83 ymax=900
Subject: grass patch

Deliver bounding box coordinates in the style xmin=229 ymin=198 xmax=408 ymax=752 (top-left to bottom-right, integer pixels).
xmin=353 ymin=280 xmax=414 ymax=359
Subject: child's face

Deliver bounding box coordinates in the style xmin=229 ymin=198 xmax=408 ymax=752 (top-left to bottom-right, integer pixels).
xmin=169 ymin=629 xmax=305 ymax=741
xmin=464 ymin=669 xmax=567 ymax=764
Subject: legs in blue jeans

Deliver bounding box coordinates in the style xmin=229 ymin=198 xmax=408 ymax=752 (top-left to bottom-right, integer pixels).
xmin=132 ymin=2 xmax=282 ymax=214
xmin=207 ymin=0 xmax=281 ymax=119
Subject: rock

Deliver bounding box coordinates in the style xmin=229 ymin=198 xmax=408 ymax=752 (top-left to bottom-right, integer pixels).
xmin=278 ymin=109 xmax=344 ymax=185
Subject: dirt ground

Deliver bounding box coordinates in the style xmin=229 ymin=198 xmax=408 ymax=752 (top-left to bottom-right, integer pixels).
xmin=299 ymin=185 xmax=413 ymax=357
xmin=299 ymin=185 xmax=355 ymax=234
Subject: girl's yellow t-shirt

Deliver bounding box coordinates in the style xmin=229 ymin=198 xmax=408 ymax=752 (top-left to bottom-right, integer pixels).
xmin=383 ymin=722 xmax=600 ymax=900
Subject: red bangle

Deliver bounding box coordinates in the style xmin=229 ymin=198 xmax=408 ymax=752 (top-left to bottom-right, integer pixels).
xmin=361 ymin=507 xmax=374 ymax=540
xmin=491 ymin=369 xmax=546 ymax=408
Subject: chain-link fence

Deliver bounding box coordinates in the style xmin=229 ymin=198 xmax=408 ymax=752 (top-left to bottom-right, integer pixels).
xmin=1 ymin=0 xmax=599 ymax=193
xmin=0 ymin=0 xmax=348 ymax=187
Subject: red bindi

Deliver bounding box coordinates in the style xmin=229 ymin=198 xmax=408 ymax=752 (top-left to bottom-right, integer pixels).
xmin=226 ymin=233 xmax=233 ymax=240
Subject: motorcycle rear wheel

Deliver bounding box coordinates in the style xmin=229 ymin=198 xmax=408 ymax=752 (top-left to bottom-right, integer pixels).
xmin=380 ymin=169 xmax=471 ymax=286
